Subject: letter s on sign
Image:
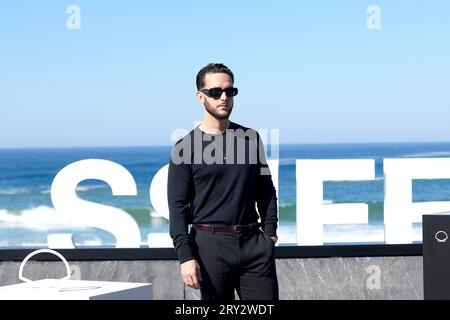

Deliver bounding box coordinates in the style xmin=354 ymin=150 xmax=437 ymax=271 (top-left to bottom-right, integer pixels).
xmin=50 ymin=159 xmax=141 ymax=248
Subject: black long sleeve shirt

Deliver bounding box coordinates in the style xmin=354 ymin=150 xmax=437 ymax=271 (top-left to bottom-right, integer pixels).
xmin=168 ymin=121 xmax=278 ymax=263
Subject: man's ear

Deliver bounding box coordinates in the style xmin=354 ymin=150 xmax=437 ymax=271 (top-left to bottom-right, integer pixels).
xmin=196 ymin=91 xmax=204 ymax=103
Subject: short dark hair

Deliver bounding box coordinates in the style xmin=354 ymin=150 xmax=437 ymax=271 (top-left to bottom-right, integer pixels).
xmin=196 ymin=63 xmax=234 ymax=90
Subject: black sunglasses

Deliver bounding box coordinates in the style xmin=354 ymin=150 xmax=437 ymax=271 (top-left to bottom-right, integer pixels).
xmin=200 ymin=87 xmax=238 ymax=99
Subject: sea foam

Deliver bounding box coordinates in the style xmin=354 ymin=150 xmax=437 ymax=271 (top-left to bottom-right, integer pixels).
xmin=0 ymin=188 xmax=29 ymax=195
xmin=0 ymin=206 xmax=88 ymax=230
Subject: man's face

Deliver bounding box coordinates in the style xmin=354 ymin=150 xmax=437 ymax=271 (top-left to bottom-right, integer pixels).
xmin=198 ymin=72 xmax=234 ymax=120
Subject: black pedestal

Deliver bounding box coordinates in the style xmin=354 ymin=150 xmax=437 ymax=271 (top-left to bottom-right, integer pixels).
xmin=423 ymin=213 xmax=450 ymax=300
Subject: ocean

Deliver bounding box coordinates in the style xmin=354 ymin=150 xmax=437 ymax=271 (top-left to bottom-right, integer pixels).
xmin=1 ymin=142 xmax=450 ymax=248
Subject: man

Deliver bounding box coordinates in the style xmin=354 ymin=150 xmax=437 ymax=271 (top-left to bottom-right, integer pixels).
xmin=168 ymin=63 xmax=279 ymax=300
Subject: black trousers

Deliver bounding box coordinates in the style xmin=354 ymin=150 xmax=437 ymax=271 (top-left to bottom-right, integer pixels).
xmin=190 ymin=227 xmax=279 ymax=300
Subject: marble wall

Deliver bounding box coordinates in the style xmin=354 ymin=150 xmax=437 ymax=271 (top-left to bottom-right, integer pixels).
xmin=0 ymin=256 xmax=423 ymax=299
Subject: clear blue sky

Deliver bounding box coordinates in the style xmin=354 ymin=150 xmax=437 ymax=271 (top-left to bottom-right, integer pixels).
xmin=1 ymin=1 xmax=449 ymax=148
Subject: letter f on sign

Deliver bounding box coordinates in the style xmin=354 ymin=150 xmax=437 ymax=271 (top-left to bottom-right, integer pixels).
xmin=296 ymin=159 xmax=375 ymax=245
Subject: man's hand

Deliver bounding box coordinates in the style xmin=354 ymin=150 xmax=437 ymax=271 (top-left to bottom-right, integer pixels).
xmin=180 ymin=259 xmax=202 ymax=289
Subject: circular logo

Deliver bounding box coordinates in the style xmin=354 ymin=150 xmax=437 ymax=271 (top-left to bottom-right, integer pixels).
xmin=435 ymin=231 xmax=448 ymax=243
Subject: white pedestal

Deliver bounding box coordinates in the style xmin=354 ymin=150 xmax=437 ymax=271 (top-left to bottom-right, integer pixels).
xmin=0 ymin=279 xmax=153 ymax=300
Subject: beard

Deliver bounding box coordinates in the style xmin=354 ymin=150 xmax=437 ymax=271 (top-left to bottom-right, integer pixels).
xmin=204 ymin=100 xmax=233 ymax=120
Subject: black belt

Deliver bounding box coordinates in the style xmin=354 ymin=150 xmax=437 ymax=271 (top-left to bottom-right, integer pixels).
xmin=193 ymin=223 xmax=260 ymax=233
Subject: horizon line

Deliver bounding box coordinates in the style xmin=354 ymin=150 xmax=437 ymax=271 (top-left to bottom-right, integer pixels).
xmin=2 ymin=140 xmax=450 ymax=151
